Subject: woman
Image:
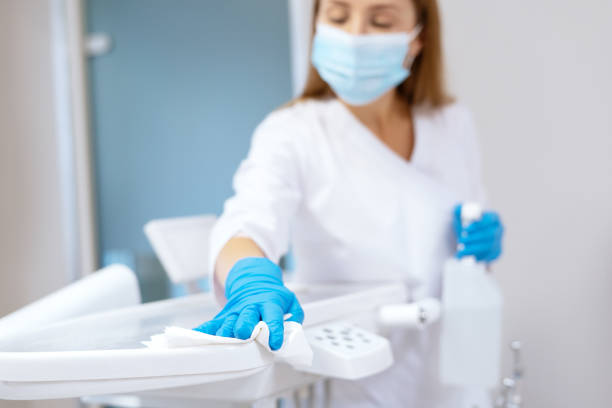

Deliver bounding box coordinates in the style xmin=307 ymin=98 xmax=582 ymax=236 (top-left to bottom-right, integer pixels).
xmin=196 ymin=0 xmax=504 ymax=406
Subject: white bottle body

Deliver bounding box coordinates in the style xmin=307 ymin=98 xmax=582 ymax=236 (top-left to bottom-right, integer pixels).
xmin=440 ymin=257 xmax=503 ymax=388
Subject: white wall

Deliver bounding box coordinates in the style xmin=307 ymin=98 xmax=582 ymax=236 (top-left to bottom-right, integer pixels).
xmin=0 ymin=0 xmax=78 ymax=407
xmin=440 ymin=0 xmax=612 ymax=406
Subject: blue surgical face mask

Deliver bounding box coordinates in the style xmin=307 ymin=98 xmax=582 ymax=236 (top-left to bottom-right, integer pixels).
xmin=311 ymin=23 xmax=422 ymax=106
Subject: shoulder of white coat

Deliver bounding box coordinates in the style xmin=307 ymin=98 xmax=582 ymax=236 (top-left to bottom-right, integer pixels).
xmin=246 ymin=99 xmax=334 ymax=170
xmin=419 ymin=101 xmax=475 ymax=128
xmin=434 ymin=102 xmax=483 ymax=167
xmin=254 ymin=98 xmax=333 ymax=139
xmin=417 ymin=102 xmax=479 ymax=149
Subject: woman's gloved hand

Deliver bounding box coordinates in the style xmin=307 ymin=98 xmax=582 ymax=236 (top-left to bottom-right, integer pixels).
xmin=193 ymin=257 xmax=304 ymax=351
xmin=453 ymin=204 xmax=504 ymax=263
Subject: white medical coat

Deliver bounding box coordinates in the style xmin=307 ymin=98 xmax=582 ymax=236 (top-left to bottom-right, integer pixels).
xmin=209 ymin=98 xmax=488 ymax=407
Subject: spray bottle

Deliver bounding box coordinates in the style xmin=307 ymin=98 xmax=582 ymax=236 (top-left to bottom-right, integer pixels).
xmin=440 ymin=202 xmax=503 ymax=388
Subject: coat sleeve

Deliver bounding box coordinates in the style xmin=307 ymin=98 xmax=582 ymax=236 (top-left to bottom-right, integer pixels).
xmin=208 ymin=110 xmax=304 ymax=277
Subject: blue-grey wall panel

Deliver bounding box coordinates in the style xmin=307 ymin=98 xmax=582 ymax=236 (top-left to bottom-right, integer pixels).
xmin=86 ymin=0 xmax=292 ymax=298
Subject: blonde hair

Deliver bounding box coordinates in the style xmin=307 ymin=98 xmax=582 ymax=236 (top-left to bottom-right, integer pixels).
xmin=294 ymin=0 xmax=453 ymax=109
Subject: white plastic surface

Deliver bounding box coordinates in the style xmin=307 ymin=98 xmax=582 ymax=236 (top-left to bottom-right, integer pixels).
xmin=378 ymin=298 xmax=442 ymax=329
xmin=143 ymin=321 xmax=313 ymax=368
xmin=86 ymin=363 xmax=320 ymax=405
xmin=461 ymin=202 xmax=483 ymax=226
xmin=0 ymin=368 xmax=265 ymax=401
xmin=0 ymin=282 xmax=405 ymax=400
xmin=0 ymin=264 xmax=140 ymax=336
xmin=297 ymin=321 xmax=393 ymax=380
xmin=440 ymin=258 xmax=503 ymax=388
xmin=144 ymin=215 xmax=217 ymax=284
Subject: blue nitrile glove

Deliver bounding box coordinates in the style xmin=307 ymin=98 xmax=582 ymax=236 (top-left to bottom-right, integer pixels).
xmin=453 ymin=204 xmax=504 ymax=262
xmin=193 ymin=257 xmax=304 ymax=351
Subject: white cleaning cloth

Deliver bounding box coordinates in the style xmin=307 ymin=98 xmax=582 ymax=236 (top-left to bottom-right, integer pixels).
xmin=143 ymin=321 xmax=313 ymax=367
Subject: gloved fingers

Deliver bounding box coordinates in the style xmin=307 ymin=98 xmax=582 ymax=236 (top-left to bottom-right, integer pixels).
xmin=457 ymin=240 xmax=503 ymax=262
xmin=193 ymin=318 xmax=223 ymax=335
xmin=458 ymin=228 xmax=501 ymax=244
xmin=215 ymin=313 xmax=239 ymax=338
xmin=260 ymin=303 xmax=285 ymax=351
xmin=464 ymin=221 xmax=499 ymax=235
xmin=452 ymin=204 xmax=463 ymax=238
xmin=286 ymin=295 xmax=305 ymax=324
xmin=483 ymin=242 xmax=502 ymax=262
xmin=234 ymin=305 xmax=261 ymax=340
xmin=465 ymin=212 xmax=501 ymax=232
xmin=457 ymin=241 xmax=492 ymax=254
xmin=453 ymin=203 xmax=462 ymax=219
xmin=457 ymin=242 xmax=494 ymax=260
xmin=483 ymin=250 xmax=502 ymax=262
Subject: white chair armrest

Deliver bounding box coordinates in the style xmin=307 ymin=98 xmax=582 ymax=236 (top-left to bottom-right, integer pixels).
xmin=144 ymin=215 xmax=216 ymax=285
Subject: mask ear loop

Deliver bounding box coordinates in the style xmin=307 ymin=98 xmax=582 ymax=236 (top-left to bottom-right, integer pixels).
xmin=408 ymin=24 xmax=423 ymax=42
xmin=403 ymin=24 xmax=423 ymax=68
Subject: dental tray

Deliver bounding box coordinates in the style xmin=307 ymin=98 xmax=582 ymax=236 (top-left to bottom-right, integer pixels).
xmin=0 ymin=283 xmax=405 ymax=400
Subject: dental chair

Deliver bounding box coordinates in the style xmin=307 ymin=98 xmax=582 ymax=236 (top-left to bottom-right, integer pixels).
xmin=0 ymin=215 xmax=442 ymax=408
xmin=0 ymin=264 xmax=141 ymax=335
xmin=143 ymin=214 xmax=218 ymax=295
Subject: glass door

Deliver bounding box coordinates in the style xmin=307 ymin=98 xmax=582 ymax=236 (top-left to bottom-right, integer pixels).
xmin=86 ymin=0 xmax=293 ymax=301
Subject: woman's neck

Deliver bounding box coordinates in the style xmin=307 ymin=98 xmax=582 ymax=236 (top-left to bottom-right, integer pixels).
xmin=341 ymin=90 xmax=410 ymax=137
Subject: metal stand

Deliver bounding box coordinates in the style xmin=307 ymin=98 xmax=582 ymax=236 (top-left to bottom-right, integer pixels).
xmin=495 ymin=340 xmax=524 ymax=407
